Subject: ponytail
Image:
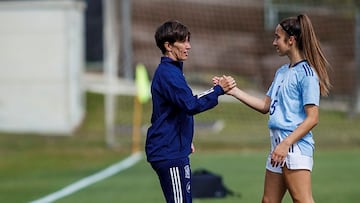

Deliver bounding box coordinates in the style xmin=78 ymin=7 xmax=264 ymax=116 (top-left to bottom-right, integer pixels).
xmin=298 ymin=14 xmax=331 ymax=96
xmin=280 ymin=14 xmax=332 ymax=96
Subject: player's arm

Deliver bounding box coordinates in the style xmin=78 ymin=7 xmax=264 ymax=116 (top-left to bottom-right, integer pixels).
xmin=283 ymin=104 xmax=318 ymax=146
xmin=227 ymin=87 xmax=271 ymax=114
xmin=271 ymin=104 xmax=318 ymax=166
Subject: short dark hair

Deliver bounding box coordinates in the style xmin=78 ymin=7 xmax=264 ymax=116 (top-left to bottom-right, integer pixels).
xmin=155 ymin=20 xmax=191 ymax=54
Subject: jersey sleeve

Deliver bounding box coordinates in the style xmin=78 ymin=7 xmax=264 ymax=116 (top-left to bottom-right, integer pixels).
xmin=266 ymin=81 xmax=274 ymax=97
xmin=266 ymin=67 xmax=283 ymax=97
xmin=300 ymin=67 xmax=320 ymax=106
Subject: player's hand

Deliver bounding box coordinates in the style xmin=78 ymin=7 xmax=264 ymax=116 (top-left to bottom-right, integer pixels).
xmin=191 ymin=143 xmax=195 ymax=153
xmin=218 ymin=75 xmax=236 ymax=93
xmin=226 ymin=86 xmax=239 ymax=96
xmin=271 ymin=141 xmax=290 ymax=167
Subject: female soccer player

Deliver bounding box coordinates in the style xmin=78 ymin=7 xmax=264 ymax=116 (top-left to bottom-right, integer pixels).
xmin=146 ymin=20 xmax=235 ymax=203
xmin=215 ymin=14 xmax=331 ymax=203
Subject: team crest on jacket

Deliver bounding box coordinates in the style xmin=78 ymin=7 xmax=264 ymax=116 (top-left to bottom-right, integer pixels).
xmin=184 ymin=165 xmax=190 ymax=179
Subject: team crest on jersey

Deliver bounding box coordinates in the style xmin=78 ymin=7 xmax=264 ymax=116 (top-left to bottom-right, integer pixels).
xmin=186 ymin=181 xmax=191 ymax=193
xmin=184 ymin=165 xmax=190 ymax=179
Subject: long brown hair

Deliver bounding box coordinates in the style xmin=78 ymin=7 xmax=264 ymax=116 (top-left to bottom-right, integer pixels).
xmin=280 ymin=14 xmax=331 ymax=96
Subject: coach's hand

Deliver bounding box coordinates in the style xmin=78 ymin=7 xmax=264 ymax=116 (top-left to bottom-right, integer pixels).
xmin=191 ymin=143 xmax=195 ymax=153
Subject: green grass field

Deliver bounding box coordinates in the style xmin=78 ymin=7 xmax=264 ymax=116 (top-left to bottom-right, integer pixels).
xmin=0 ymin=93 xmax=359 ymax=203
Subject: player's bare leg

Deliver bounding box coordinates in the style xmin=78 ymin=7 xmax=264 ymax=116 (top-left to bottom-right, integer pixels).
xmin=283 ymin=166 xmax=314 ymax=203
xmin=262 ymin=169 xmax=286 ymax=203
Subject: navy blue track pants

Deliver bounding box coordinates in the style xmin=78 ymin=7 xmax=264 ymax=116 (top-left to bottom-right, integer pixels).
xmin=151 ymin=157 xmax=192 ymax=203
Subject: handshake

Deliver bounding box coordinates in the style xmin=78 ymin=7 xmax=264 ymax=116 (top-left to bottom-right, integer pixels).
xmin=212 ymin=75 xmax=237 ymax=94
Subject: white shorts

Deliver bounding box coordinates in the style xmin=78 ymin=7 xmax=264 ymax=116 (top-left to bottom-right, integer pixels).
xmin=266 ymin=129 xmax=313 ymax=174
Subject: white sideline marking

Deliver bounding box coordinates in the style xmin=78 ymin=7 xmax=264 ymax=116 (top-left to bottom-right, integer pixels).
xmin=29 ymin=152 xmax=143 ymax=203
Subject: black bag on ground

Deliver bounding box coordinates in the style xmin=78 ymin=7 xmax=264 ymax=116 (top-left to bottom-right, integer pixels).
xmin=192 ymin=168 xmax=239 ymax=198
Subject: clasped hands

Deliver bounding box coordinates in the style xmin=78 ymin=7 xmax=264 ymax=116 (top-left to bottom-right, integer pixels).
xmin=212 ymin=75 xmax=236 ymax=93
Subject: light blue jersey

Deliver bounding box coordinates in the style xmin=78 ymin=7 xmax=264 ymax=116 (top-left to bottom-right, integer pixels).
xmin=266 ymin=60 xmax=320 ymax=156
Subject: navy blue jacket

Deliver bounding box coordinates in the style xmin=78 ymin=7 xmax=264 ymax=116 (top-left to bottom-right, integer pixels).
xmin=145 ymin=57 xmax=225 ymax=162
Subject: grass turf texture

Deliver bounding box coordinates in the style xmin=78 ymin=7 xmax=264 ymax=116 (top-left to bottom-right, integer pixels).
xmin=0 ymin=92 xmax=359 ymax=202
xmin=45 ymin=150 xmax=360 ymax=203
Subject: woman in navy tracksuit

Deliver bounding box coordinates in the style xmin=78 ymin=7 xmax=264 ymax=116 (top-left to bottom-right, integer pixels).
xmin=145 ymin=20 xmax=235 ymax=203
